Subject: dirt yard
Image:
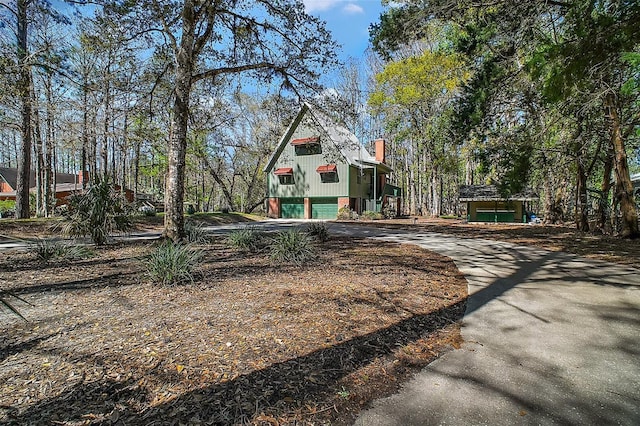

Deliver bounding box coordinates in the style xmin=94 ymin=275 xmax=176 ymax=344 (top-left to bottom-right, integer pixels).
xmin=0 ymin=231 xmax=466 ymax=425
xmin=1 ymin=214 xmax=637 ymax=425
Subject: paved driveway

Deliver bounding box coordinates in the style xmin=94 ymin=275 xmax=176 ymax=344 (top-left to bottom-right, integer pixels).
xmin=325 ymin=224 xmax=639 ymax=426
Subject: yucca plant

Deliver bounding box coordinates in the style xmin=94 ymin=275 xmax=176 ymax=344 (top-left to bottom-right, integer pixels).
xmin=269 ymin=228 xmax=316 ymax=266
xmin=305 ymin=222 xmax=330 ymax=242
xmin=62 ymin=178 xmax=133 ymax=245
xmin=145 ymin=241 xmax=203 ymax=286
xmin=184 ymin=220 xmax=209 ymax=243
xmin=31 ymin=239 xmax=94 ymax=263
xmin=226 ymin=226 xmax=266 ymax=253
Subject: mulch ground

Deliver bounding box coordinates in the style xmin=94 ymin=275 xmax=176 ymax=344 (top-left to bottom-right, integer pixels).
xmin=0 ymin=235 xmax=467 ymax=425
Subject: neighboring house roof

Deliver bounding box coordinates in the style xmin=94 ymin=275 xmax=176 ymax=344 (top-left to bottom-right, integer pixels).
xmin=0 ymin=166 xmax=78 ymax=190
xmin=264 ymin=102 xmax=391 ymax=173
xmin=459 ymin=185 xmax=538 ymax=202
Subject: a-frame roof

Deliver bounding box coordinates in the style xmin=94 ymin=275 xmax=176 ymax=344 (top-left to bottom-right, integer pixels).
xmin=264 ymin=102 xmax=389 ymax=173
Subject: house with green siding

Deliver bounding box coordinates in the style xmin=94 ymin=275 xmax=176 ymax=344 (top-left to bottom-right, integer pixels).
xmin=264 ymin=103 xmax=402 ymax=219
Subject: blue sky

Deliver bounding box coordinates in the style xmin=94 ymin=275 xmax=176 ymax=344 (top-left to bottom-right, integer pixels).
xmin=303 ymin=0 xmax=385 ymax=61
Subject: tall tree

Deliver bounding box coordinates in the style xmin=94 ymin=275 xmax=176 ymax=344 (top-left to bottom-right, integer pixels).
xmin=112 ymin=0 xmax=337 ymax=240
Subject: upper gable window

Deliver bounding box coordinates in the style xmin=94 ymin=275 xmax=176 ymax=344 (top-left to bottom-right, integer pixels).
xmin=291 ymin=136 xmax=321 ymax=155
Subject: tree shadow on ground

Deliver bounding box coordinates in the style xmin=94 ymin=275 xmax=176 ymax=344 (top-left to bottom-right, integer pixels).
xmin=5 ymin=299 xmax=466 ymax=425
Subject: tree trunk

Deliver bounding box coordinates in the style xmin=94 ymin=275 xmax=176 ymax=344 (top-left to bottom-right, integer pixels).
xmin=164 ymin=0 xmax=196 ymax=240
xmin=574 ymin=125 xmax=589 ymax=232
xmin=82 ymin=84 xmax=89 ymax=189
xmin=15 ymin=0 xmax=32 ymax=219
xmin=33 ymin=92 xmax=45 ymax=217
xmin=595 ymin=146 xmax=613 ymax=232
xmin=44 ymin=76 xmax=54 ymax=216
xmin=575 ymin=156 xmax=589 ymax=231
xmin=102 ymin=77 xmax=110 ymax=179
xmin=605 ymin=93 xmax=639 ymax=238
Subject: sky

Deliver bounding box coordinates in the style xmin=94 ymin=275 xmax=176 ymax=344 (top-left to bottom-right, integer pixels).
xmin=302 ymin=0 xmax=386 ymax=62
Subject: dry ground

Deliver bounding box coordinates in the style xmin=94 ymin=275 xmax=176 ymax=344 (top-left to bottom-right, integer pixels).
xmin=1 ymin=214 xmax=637 ymax=425
xmin=0 ymin=231 xmax=466 ymax=425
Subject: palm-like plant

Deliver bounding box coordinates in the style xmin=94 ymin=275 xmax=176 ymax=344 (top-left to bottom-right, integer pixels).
xmin=63 ymin=178 xmax=133 ymax=245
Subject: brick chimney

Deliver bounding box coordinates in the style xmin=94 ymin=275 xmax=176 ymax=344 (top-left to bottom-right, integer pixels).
xmin=78 ymin=170 xmax=89 ymax=184
xmin=374 ymin=138 xmax=386 ymax=163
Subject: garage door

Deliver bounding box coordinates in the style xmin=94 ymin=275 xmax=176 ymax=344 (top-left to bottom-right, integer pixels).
xmin=476 ymin=210 xmax=515 ymax=223
xmin=281 ymin=198 xmax=304 ymax=219
xmin=311 ymin=198 xmax=338 ymax=219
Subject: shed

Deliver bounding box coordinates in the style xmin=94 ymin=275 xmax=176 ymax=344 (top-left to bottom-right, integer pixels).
xmin=460 ymin=185 xmax=538 ymax=223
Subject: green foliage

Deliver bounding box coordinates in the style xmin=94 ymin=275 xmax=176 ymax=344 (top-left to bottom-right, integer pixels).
xmin=62 ymin=178 xmax=133 ymax=245
xmin=381 ymin=204 xmax=396 ymax=219
xmin=336 ymin=206 xmax=352 ymax=220
xmin=369 ymin=50 xmax=469 ymax=113
xmin=31 ymin=239 xmax=94 ymax=263
xmin=361 ymin=210 xmax=383 ymax=220
xmin=145 ymin=242 xmax=203 ymax=286
xmin=305 ymin=222 xmax=329 ymax=242
xmin=184 ymin=220 xmax=208 ymax=243
xmin=268 ymin=228 xmax=316 ymax=266
xmin=226 ymin=226 xmax=266 ymax=253
xmin=0 ymin=200 xmax=15 ymax=216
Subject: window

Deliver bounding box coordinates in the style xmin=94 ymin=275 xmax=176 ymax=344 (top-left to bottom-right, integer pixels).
xmin=274 ymin=167 xmax=294 ymax=185
xmin=279 ymin=175 xmax=294 ymax=185
xmin=316 ymin=164 xmax=338 ymax=183
xmin=295 ymin=144 xmax=322 ymax=155
xmin=320 ymin=172 xmax=338 ymax=183
xmin=291 ymin=136 xmax=321 ymax=156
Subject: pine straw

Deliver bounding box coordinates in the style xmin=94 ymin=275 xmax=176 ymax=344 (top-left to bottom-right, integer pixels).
xmin=0 ymin=237 xmax=467 ymax=425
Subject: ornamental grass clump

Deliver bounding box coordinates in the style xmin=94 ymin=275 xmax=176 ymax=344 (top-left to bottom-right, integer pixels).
xmin=185 ymin=220 xmax=209 ymax=243
xmin=269 ymin=228 xmax=316 ymax=266
xmin=145 ymin=241 xmax=203 ymax=286
xmin=31 ymin=239 xmax=94 ymax=263
xmin=226 ymin=226 xmax=266 ymax=253
xmin=305 ymin=222 xmax=330 ymax=242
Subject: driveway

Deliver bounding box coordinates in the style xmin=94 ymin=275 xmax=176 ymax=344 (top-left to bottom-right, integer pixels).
xmin=324 ymin=223 xmax=639 ymax=426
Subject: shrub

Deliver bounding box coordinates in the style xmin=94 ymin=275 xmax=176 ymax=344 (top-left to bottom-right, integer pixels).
xmin=0 ymin=200 xmax=15 ymax=218
xmin=139 ymin=203 xmax=156 ymax=217
xmin=305 ymin=222 xmax=330 ymax=242
xmin=145 ymin=241 xmax=203 ymax=286
xmin=269 ymin=228 xmax=316 ymax=266
xmin=31 ymin=239 xmax=94 ymax=263
xmin=361 ymin=210 xmax=383 ymax=220
xmin=337 ymin=206 xmax=352 ymax=220
xmin=62 ymin=178 xmax=133 ymax=245
xmin=382 ymin=204 xmax=396 ymax=219
xmin=185 ymin=220 xmax=208 ymax=243
xmin=226 ymin=226 xmax=266 ymax=253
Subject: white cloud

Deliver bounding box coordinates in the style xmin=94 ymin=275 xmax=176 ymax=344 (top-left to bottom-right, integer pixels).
xmin=343 ymin=3 xmax=364 ymax=14
xmin=303 ymin=0 xmax=341 ymax=13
